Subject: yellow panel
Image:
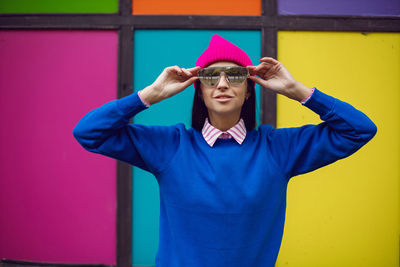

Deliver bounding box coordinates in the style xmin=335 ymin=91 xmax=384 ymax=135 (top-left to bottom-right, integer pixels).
xmin=276 ymin=31 xmax=400 ymax=267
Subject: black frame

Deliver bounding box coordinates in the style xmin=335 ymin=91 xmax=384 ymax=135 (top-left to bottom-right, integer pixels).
xmin=1 ymin=0 xmax=399 ymax=266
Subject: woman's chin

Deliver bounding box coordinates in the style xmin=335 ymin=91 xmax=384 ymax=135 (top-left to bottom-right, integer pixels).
xmin=208 ymin=107 xmax=242 ymax=117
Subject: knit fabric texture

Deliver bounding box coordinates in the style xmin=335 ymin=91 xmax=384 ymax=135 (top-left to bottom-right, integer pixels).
xmin=196 ymin=34 xmax=253 ymax=68
xmin=73 ymin=89 xmax=377 ymax=267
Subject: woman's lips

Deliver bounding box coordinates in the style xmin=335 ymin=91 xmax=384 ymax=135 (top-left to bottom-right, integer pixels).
xmin=215 ymin=97 xmax=232 ymax=103
xmin=214 ymin=95 xmax=233 ymax=103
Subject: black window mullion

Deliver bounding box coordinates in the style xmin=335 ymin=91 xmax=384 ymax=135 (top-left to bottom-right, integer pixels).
xmin=117 ymin=0 xmax=133 ymax=266
xmin=261 ymin=0 xmax=278 ymax=127
xmin=117 ymin=22 xmax=134 ymax=267
xmin=261 ymin=26 xmax=278 ymax=127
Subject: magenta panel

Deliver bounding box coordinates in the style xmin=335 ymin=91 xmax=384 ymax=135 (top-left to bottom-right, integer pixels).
xmin=0 ymin=30 xmax=117 ymax=264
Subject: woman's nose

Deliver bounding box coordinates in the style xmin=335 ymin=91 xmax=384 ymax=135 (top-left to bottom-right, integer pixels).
xmin=216 ymin=74 xmax=229 ymax=89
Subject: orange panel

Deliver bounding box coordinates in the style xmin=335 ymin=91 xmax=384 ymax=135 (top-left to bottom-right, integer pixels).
xmin=132 ymin=0 xmax=261 ymax=15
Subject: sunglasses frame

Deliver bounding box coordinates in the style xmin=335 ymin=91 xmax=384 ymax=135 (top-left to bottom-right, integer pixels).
xmin=198 ymin=66 xmax=249 ymax=87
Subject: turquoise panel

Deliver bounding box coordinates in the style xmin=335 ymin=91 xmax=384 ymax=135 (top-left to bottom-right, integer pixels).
xmin=132 ymin=29 xmax=261 ymax=266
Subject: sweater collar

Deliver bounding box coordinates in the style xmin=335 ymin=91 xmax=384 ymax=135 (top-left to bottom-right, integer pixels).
xmin=201 ymin=117 xmax=247 ymax=147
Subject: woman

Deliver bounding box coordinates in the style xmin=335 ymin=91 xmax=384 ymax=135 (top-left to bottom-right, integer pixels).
xmin=73 ymin=35 xmax=377 ymax=267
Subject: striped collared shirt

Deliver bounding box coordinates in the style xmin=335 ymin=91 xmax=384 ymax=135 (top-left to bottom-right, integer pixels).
xmin=201 ymin=117 xmax=247 ymax=147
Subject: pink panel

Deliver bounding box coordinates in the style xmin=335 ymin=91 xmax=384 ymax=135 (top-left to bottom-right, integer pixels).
xmin=0 ymin=30 xmax=117 ymax=264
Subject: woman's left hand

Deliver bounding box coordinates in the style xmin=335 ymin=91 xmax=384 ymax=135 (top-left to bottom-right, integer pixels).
xmin=247 ymin=57 xmax=312 ymax=101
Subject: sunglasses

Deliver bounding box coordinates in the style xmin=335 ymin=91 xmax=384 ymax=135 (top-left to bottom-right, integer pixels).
xmin=198 ymin=66 xmax=249 ymax=87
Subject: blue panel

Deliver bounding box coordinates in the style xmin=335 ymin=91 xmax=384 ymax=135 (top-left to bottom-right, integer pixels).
xmin=279 ymin=0 xmax=400 ymax=16
xmin=132 ymin=30 xmax=261 ymax=266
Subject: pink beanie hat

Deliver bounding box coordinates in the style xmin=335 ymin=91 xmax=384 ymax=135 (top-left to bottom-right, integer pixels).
xmin=195 ymin=34 xmax=253 ymax=68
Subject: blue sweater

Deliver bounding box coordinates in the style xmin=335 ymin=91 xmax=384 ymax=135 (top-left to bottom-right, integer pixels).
xmin=72 ymin=88 xmax=377 ymax=267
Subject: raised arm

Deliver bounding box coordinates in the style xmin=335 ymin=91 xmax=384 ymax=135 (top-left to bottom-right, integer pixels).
xmin=266 ymin=87 xmax=377 ymax=179
xmin=72 ymin=66 xmax=200 ymax=174
xmin=247 ymin=57 xmax=377 ymax=179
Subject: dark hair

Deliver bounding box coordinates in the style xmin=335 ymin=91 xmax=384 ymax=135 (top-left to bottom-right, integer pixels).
xmin=191 ymin=79 xmax=256 ymax=132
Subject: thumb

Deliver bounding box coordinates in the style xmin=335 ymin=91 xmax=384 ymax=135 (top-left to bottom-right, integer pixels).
xmin=182 ymin=76 xmax=199 ymax=89
xmin=249 ymin=75 xmax=268 ymax=88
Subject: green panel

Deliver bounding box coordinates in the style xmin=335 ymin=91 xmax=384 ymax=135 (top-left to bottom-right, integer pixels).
xmin=0 ymin=0 xmax=118 ymax=13
xmin=132 ymin=29 xmax=261 ymax=266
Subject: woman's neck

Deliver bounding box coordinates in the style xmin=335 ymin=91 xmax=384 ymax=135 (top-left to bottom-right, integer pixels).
xmin=208 ymin=112 xmax=241 ymax=131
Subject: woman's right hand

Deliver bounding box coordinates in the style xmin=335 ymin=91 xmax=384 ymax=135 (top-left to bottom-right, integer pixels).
xmin=139 ymin=66 xmax=200 ymax=105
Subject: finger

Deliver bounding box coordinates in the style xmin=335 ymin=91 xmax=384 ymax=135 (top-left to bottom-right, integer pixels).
xmin=181 ymin=68 xmax=193 ymax=77
xmin=246 ymin=66 xmax=258 ymax=76
xmin=178 ymin=67 xmax=185 ymax=76
xmin=253 ymin=62 xmax=272 ymax=73
xmin=166 ymin=65 xmax=181 ymax=71
xmin=166 ymin=66 xmax=180 ymax=77
xmin=168 ymin=66 xmax=184 ymax=76
xmin=248 ymin=75 xmax=269 ymax=88
xmin=187 ymin=66 xmax=201 ymax=75
xmin=253 ymin=65 xmax=264 ymax=73
xmin=187 ymin=66 xmax=201 ymax=72
xmin=181 ymin=76 xmax=199 ymax=88
xmin=259 ymin=57 xmax=278 ymax=64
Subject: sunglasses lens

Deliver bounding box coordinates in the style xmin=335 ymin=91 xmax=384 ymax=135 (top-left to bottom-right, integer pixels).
xmin=224 ymin=67 xmax=248 ymax=84
xmin=198 ymin=67 xmax=248 ymax=86
xmin=199 ymin=67 xmax=220 ymax=86
xmin=198 ymin=71 xmax=217 ymax=86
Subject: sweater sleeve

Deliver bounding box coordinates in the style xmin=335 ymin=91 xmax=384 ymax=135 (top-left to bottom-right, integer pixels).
xmin=72 ymin=91 xmax=180 ymax=174
xmin=267 ymin=88 xmax=377 ymax=180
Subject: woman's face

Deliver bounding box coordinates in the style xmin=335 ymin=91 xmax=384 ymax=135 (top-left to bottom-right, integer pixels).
xmin=200 ymin=61 xmax=250 ymax=118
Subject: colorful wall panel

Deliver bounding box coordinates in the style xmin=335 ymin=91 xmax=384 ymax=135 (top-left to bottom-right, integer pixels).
xmin=132 ymin=29 xmax=261 ymax=266
xmin=278 ymin=0 xmax=400 ymax=16
xmin=0 ymin=0 xmax=118 ymax=13
xmin=0 ymin=30 xmax=118 ymax=264
xmin=1 ymin=0 xmax=398 ymax=265
xmin=132 ymin=0 xmax=261 ymax=15
xmin=275 ymin=31 xmax=399 ymax=266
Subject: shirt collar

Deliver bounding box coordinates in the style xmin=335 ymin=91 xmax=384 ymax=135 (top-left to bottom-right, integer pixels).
xmin=201 ymin=117 xmax=247 ymax=147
